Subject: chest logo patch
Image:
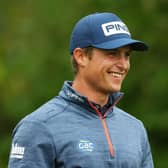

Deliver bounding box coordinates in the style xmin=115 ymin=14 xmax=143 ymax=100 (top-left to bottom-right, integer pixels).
xmin=78 ymin=140 xmax=94 ymax=152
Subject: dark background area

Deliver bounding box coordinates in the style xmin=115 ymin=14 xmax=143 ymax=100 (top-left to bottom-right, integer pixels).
xmin=0 ymin=0 xmax=168 ymax=167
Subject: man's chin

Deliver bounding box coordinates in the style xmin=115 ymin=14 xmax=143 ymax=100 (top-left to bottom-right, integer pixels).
xmin=109 ymin=86 xmax=121 ymax=93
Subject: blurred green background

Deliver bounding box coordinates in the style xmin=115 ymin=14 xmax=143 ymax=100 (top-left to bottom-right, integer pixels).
xmin=0 ymin=0 xmax=168 ymax=167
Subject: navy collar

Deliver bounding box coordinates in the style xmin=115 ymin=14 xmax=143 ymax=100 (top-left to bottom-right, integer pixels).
xmin=59 ymin=81 xmax=124 ymax=115
xmin=91 ymin=97 xmax=113 ymax=115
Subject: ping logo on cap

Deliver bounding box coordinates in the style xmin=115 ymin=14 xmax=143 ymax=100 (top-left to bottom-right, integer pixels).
xmin=101 ymin=21 xmax=130 ymax=36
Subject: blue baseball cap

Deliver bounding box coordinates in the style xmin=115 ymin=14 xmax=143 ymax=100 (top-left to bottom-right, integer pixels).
xmin=69 ymin=12 xmax=148 ymax=54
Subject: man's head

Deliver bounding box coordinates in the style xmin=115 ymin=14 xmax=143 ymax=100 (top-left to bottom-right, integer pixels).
xmin=69 ymin=12 xmax=148 ymax=94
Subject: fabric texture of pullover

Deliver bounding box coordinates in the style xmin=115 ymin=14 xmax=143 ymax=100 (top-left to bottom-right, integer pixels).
xmin=8 ymin=81 xmax=154 ymax=168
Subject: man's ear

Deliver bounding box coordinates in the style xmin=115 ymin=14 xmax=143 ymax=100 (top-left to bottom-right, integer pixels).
xmin=72 ymin=48 xmax=89 ymax=67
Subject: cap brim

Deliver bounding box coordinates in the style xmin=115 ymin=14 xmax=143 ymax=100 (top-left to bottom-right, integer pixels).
xmin=92 ymin=38 xmax=148 ymax=51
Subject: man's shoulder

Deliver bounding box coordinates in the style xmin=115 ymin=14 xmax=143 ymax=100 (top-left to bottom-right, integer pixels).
xmin=11 ymin=96 xmax=70 ymax=141
xmin=22 ymin=96 xmax=69 ymax=124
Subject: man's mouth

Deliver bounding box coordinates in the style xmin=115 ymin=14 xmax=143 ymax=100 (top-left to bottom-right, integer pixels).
xmin=111 ymin=72 xmax=123 ymax=78
xmin=107 ymin=71 xmax=124 ymax=78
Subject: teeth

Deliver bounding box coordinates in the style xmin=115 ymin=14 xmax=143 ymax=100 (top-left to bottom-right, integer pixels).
xmin=112 ymin=72 xmax=122 ymax=78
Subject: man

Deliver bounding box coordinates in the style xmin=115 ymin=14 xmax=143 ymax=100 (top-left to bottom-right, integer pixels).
xmin=8 ymin=12 xmax=154 ymax=167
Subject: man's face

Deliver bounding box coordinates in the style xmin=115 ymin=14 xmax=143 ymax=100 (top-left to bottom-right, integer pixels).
xmin=81 ymin=46 xmax=131 ymax=94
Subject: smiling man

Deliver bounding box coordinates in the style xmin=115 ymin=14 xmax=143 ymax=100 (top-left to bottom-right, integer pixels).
xmin=8 ymin=12 xmax=154 ymax=168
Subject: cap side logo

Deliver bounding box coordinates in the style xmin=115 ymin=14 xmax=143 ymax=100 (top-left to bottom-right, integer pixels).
xmin=101 ymin=21 xmax=130 ymax=36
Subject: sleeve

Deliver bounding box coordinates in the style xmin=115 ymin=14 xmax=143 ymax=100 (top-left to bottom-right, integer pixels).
xmin=8 ymin=119 xmax=56 ymax=168
xmin=140 ymin=123 xmax=154 ymax=168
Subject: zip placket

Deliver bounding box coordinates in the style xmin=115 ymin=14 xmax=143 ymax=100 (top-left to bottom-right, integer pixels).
xmin=87 ymin=96 xmax=122 ymax=157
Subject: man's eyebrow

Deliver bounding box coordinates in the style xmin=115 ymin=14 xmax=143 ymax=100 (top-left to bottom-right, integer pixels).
xmin=104 ymin=49 xmax=118 ymax=52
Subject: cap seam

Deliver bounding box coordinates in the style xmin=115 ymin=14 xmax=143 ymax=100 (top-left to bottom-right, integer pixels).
xmin=88 ymin=14 xmax=94 ymax=46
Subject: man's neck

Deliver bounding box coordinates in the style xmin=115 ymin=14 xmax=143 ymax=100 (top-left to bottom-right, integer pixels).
xmin=72 ymin=78 xmax=109 ymax=107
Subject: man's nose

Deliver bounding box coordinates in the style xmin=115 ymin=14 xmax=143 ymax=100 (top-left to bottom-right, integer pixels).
xmin=117 ymin=54 xmax=130 ymax=69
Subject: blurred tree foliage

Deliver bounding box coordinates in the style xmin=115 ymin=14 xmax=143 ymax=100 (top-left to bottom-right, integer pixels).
xmin=0 ymin=0 xmax=168 ymax=167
